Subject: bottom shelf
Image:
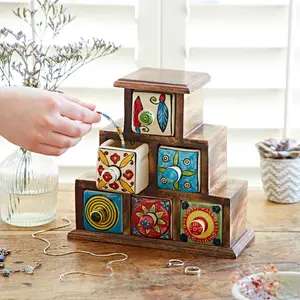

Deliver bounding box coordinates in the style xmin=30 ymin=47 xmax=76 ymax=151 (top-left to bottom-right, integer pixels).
xmin=68 ymin=228 xmax=255 ymax=259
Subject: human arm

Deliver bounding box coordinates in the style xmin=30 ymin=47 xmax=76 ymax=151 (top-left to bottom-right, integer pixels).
xmin=0 ymin=86 xmax=101 ymax=156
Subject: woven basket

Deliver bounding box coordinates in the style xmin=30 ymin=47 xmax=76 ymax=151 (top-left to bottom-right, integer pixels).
xmin=260 ymin=156 xmax=300 ymax=204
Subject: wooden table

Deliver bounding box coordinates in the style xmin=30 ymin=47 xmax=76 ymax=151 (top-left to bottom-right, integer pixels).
xmin=1 ymin=185 xmax=300 ymax=300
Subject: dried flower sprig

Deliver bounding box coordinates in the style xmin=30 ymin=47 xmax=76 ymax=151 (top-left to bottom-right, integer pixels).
xmin=0 ymin=0 xmax=120 ymax=90
xmin=232 ymin=264 xmax=280 ymax=299
xmin=0 ymin=0 xmax=120 ymax=196
xmin=255 ymin=138 xmax=300 ymax=159
xmin=231 ymin=264 xmax=300 ymax=300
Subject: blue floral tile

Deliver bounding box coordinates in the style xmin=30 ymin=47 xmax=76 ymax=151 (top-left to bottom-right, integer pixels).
xmin=157 ymin=146 xmax=201 ymax=193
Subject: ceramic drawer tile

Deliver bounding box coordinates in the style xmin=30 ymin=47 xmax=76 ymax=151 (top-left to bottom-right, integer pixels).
xmin=131 ymin=196 xmax=171 ymax=239
xmin=132 ymin=91 xmax=175 ymax=136
xmin=83 ymin=190 xmax=123 ymax=233
xmin=179 ymin=201 xmax=222 ymax=246
xmin=97 ymin=139 xmax=149 ymax=194
xmin=157 ymin=146 xmax=201 ymax=193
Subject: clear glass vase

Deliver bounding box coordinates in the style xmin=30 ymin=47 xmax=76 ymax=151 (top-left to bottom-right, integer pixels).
xmin=0 ymin=147 xmax=59 ymax=227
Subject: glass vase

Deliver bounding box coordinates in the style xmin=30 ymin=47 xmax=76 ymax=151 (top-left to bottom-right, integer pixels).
xmin=0 ymin=147 xmax=59 ymax=227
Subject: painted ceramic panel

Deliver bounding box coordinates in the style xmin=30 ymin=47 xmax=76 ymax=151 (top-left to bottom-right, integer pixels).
xmin=83 ymin=190 xmax=122 ymax=233
xmin=131 ymin=196 xmax=171 ymax=239
xmin=157 ymin=146 xmax=201 ymax=193
xmin=132 ymin=91 xmax=175 ymax=136
xmin=97 ymin=140 xmax=149 ymax=194
xmin=97 ymin=148 xmax=136 ymax=193
xmin=180 ymin=201 xmax=222 ymax=246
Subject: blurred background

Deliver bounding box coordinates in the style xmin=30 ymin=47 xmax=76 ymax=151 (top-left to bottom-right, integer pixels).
xmin=0 ymin=0 xmax=299 ymax=186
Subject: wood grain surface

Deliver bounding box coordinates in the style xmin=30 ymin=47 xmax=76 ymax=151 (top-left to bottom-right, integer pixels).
xmin=1 ymin=186 xmax=300 ymax=300
xmin=71 ymin=176 xmax=252 ymax=258
xmin=100 ymin=121 xmax=228 ymax=196
xmin=113 ymin=67 xmax=211 ymax=94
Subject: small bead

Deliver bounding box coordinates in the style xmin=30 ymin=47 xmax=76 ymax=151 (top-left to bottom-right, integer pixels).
xmin=4 ymin=248 xmax=11 ymax=255
xmin=24 ymin=266 xmax=34 ymax=274
xmin=0 ymin=263 xmax=4 ymax=268
xmin=2 ymin=269 xmax=10 ymax=277
xmin=0 ymin=255 xmax=5 ymax=262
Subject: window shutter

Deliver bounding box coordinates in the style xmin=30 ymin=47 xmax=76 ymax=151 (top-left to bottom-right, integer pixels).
xmin=1 ymin=0 xmax=296 ymax=186
xmin=161 ymin=0 xmax=289 ymax=186
xmin=288 ymin=1 xmax=300 ymax=141
xmin=0 ymin=0 xmax=161 ymax=183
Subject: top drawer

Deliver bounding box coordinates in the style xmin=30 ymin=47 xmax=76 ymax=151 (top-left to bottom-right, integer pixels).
xmin=131 ymin=91 xmax=175 ymax=136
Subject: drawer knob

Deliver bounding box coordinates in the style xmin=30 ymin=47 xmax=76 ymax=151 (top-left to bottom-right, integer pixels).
xmin=138 ymin=110 xmax=154 ymax=126
xmin=164 ymin=166 xmax=182 ymax=183
xmin=102 ymin=166 xmax=121 ymax=184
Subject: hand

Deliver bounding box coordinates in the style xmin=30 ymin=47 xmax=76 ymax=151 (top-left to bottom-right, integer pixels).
xmin=0 ymin=86 xmax=101 ymax=156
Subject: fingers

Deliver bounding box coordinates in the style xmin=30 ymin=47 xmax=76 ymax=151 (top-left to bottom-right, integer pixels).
xmin=53 ymin=116 xmax=93 ymax=138
xmin=60 ymin=99 xmax=101 ymax=123
xmin=31 ymin=144 xmax=68 ymax=156
xmin=63 ymin=94 xmax=96 ymax=111
xmin=39 ymin=131 xmax=82 ymax=149
xmin=58 ymin=95 xmax=101 ymax=124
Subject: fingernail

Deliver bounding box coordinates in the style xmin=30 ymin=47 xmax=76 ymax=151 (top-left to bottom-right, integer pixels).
xmin=95 ymin=113 xmax=101 ymax=122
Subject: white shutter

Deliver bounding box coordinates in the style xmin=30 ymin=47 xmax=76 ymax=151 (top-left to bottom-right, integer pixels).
xmin=55 ymin=0 xmax=161 ymax=183
xmin=1 ymin=0 xmax=296 ymax=186
xmin=288 ymin=1 xmax=300 ymax=141
xmin=161 ymin=0 xmax=290 ymax=186
xmin=53 ymin=0 xmax=138 ymax=179
xmin=0 ymin=0 xmax=161 ymax=183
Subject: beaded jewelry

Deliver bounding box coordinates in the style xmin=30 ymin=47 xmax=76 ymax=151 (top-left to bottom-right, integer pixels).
xmin=0 ymin=248 xmax=11 ymax=262
xmin=32 ymin=217 xmax=128 ymax=281
xmin=0 ymin=248 xmax=11 ymax=269
xmin=0 ymin=248 xmax=42 ymax=277
xmin=96 ymin=111 xmax=125 ymax=149
xmin=1 ymin=261 xmax=42 ymax=277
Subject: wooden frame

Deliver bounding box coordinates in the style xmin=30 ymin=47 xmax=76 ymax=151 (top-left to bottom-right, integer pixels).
xmin=68 ymin=67 xmax=255 ymax=258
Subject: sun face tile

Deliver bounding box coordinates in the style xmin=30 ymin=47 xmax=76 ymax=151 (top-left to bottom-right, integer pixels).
xmin=157 ymin=146 xmax=201 ymax=193
xmin=132 ymin=91 xmax=175 ymax=136
xmin=97 ymin=139 xmax=149 ymax=194
xmin=83 ymin=190 xmax=122 ymax=234
xmin=180 ymin=201 xmax=222 ymax=246
xmin=131 ymin=196 xmax=171 ymax=239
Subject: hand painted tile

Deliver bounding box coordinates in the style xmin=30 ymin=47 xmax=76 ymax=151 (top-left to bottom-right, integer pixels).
xmin=132 ymin=91 xmax=175 ymax=136
xmin=97 ymin=139 xmax=149 ymax=194
xmin=180 ymin=201 xmax=222 ymax=246
xmin=83 ymin=190 xmax=122 ymax=233
xmin=131 ymin=196 xmax=171 ymax=239
xmin=157 ymin=146 xmax=201 ymax=193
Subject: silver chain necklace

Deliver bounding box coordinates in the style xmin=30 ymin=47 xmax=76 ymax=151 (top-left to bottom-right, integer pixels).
xmin=31 ymin=217 xmax=128 ymax=280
